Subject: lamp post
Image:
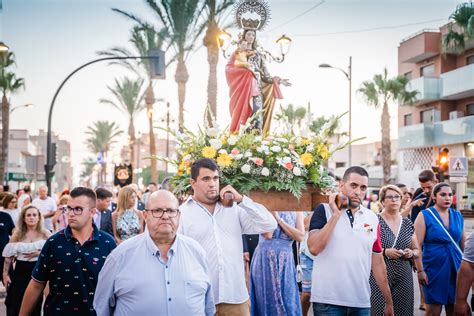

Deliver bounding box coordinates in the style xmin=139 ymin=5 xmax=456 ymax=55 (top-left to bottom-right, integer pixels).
xmin=0 ymin=42 xmax=9 ymax=52
xmin=45 ymin=55 xmax=161 ymax=195
xmin=160 ymin=102 xmax=176 ymax=175
xmin=10 ymin=103 xmax=34 ymax=113
xmin=319 ymin=56 xmax=352 ymax=167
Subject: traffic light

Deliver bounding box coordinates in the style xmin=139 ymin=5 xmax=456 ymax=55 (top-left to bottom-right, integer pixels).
xmin=437 ymin=147 xmax=449 ymax=181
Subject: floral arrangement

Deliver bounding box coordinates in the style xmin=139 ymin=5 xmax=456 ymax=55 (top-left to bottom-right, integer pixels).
xmin=164 ymin=116 xmax=348 ymax=199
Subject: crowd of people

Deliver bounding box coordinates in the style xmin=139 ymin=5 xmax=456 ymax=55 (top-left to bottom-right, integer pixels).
xmin=0 ymin=161 xmax=472 ymax=316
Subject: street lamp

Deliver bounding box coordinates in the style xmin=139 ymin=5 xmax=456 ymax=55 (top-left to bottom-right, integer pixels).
xmin=160 ymin=102 xmax=176 ymax=175
xmin=45 ymin=55 xmax=163 ymax=195
xmin=319 ymin=56 xmax=352 ymax=167
xmin=10 ymin=103 xmax=34 ymax=113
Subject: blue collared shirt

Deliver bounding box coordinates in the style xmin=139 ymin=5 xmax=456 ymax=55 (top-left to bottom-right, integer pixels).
xmin=93 ymin=232 xmax=215 ymax=316
xmin=32 ymin=224 xmax=116 ymax=315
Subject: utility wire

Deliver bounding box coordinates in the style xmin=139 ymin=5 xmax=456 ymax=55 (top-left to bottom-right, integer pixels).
xmin=268 ymin=0 xmax=326 ymax=32
xmin=267 ymin=18 xmax=446 ymax=38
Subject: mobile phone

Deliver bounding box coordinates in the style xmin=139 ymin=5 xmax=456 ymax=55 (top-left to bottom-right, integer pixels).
xmin=335 ymin=194 xmax=348 ymax=209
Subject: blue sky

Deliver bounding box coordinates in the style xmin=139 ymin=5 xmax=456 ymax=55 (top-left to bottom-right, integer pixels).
xmin=1 ymin=0 xmax=463 ymax=182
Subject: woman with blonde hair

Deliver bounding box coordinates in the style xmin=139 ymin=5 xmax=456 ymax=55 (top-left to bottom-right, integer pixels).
xmin=111 ymin=186 xmax=144 ymax=244
xmin=369 ymin=184 xmax=421 ymax=315
xmin=2 ymin=204 xmax=51 ymax=316
xmin=52 ymin=194 xmax=70 ymax=232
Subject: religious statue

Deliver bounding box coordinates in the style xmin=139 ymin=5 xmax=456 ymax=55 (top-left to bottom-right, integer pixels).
xmin=226 ymin=0 xmax=291 ymax=135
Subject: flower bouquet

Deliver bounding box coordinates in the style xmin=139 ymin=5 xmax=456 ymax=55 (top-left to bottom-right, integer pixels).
xmin=163 ymin=115 xmax=349 ymax=202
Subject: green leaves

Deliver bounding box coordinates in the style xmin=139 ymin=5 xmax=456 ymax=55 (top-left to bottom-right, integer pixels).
xmin=442 ymin=2 xmax=474 ymax=54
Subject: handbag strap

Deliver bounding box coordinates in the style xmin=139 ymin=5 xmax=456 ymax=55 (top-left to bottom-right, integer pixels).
xmin=426 ymin=208 xmax=463 ymax=256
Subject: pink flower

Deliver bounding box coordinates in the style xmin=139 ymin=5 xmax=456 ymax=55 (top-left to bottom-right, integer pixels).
xmin=254 ymin=158 xmax=264 ymax=166
xmin=284 ymin=162 xmax=293 ymax=170
xmin=231 ymin=148 xmax=240 ymax=155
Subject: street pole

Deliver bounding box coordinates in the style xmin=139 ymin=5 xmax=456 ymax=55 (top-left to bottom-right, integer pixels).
xmin=165 ymin=102 xmax=170 ymax=175
xmin=45 ymin=56 xmax=159 ymax=195
xmin=348 ymin=56 xmax=352 ymax=167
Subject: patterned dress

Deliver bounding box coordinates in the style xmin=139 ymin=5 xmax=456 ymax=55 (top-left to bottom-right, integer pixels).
xmin=250 ymin=212 xmax=302 ymax=316
xmin=116 ymin=209 xmax=140 ymax=241
xmin=369 ymin=215 xmax=414 ymax=316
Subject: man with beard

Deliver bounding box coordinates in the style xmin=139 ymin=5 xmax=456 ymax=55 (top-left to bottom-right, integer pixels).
xmin=178 ymin=158 xmax=277 ymax=316
xmin=307 ymin=166 xmax=394 ymax=316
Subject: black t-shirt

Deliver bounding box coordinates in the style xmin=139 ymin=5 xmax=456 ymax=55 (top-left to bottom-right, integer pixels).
xmin=410 ymin=192 xmax=434 ymax=222
xmin=0 ymin=212 xmax=15 ymax=252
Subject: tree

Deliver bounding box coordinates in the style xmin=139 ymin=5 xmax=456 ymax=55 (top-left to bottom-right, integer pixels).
xmin=85 ymin=121 xmax=123 ymax=184
xmin=81 ymin=158 xmax=97 ymax=188
xmin=100 ymin=77 xmax=146 ymax=182
xmin=358 ymin=68 xmax=417 ymax=184
xmin=0 ymin=52 xmax=25 ymax=185
xmin=98 ymin=24 xmax=169 ymax=183
xmin=201 ymin=0 xmax=234 ymax=124
xmin=113 ymin=0 xmax=206 ymax=131
xmin=274 ymin=103 xmax=307 ymax=134
xmin=442 ymin=2 xmax=474 ymax=54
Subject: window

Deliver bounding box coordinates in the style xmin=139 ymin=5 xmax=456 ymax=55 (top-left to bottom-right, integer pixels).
xmin=421 ymin=109 xmax=434 ymax=123
xmin=404 ymin=114 xmax=413 ymax=126
xmin=467 ymin=103 xmax=474 ymax=116
xmin=467 ymin=55 xmax=474 ymax=65
xmin=335 ymin=162 xmax=346 ymax=168
xmin=420 ymin=64 xmax=435 ymax=77
xmin=404 ymin=72 xmax=412 ymax=80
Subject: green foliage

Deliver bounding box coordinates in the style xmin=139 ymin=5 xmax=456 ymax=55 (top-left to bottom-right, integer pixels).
xmin=442 ymin=2 xmax=474 ymax=54
xmin=85 ymin=121 xmax=123 ymax=154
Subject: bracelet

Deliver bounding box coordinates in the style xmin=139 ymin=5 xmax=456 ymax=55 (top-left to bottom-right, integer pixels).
xmin=417 ymin=270 xmax=424 ymax=274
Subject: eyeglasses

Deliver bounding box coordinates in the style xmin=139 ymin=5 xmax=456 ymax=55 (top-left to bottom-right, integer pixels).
xmin=384 ymin=195 xmax=401 ymax=201
xmin=146 ymin=208 xmax=179 ymax=218
xmin=62 ymin=206 xmax=89 ymax=215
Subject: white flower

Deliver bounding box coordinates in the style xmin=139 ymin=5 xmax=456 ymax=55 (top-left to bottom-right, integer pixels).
xmin=276 ymin=137 xmax=288 ymax=143
xmin=283 ymin=149 xmax=290 ymax=154
xmin=241 ymin=164 xmax=251 ymax=174
xmin=206 ymin=127 xmax=220 ymax=138
xmin=227 ymin=135 xmax=239 ymax=146
xmin=261 ymin=140 xmax=269 ymax=145
xmin=234 ymin=154 xmax=243 ymax=160
xmin=182 ymin=154 xmax=191 ymax=161
xmin=244 ymin=151 xmax=253 ymax=158
xmin=293 ymin=166 xmax=302 ymax=176
xmin=257 ymin=145 xmax=269 ymax=153
xmin=282 ymin=156 xmax=292 ymax=164
xmin=270 ymin=145 xmax=281 ymax=153
xmin=261 ymin=167 xmax=270 ymax=176
xmin=307 ymin=144 xmax=314 ymax=152
xmin=218 ymin=149 xmax=228 ymax=154
xmin=209 ymin=139 xmax=222 ymax=150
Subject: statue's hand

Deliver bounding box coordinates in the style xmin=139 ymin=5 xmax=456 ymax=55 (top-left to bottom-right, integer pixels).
xmin=280 ymin=78 xmax=291 ymax=87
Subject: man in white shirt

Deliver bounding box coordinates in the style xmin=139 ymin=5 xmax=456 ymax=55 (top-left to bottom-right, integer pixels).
xmin=94 ymin=190 xmax=214 ymax=316
xmin=32 ymin=185 xmax=56 ymax=231
xmin=178 ymin=158 xmax=277 ymax=316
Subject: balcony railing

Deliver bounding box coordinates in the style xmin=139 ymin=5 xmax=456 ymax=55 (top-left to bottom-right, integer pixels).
xmin=399 ymin=115 xmax=474 ymax=149
xmin=441 ymin=63 xmax=474 ymax=99
xmin=408 ymin=76 xmax=441 ymax=104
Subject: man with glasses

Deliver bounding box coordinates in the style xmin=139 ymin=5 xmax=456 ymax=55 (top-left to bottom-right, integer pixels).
xmin=20 ymin=187 xmax=116 ymax=316
xmin=94 ymin=190 xmax=214 ymax=315
xmin=178 ymin=158 xmax=277 ymax=316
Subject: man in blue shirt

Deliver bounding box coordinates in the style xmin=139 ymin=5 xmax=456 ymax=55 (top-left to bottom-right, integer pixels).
xmin=94 ymin=190 xmax=214 ymax=316
xmin=19 ymin=187 xmax=116 ymax=316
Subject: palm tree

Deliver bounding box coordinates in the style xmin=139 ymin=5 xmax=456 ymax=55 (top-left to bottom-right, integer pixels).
xmin=442 ymin=2 xmax=474 ymax=54
xmin=81 ymin=158 xmax=97 ymax=188
xmin=201 ymin=0 xmax=234 ymax=124
xmin=85 ymin=121 xmax=123 ymax=184
xmin=0 ymin=52 xmax=25 ymax=185
xmin=98 ymin=24 xmax=168 ymax=183
xmin=274 ymin=104 xmax=307 ymax=134
xmin=100 ymin=77 xmax=146 ymax=182
xmin=113 ymin=0 xmax=206 ymax=131
xmin=358 ymin=68 xmax=417 ymax=184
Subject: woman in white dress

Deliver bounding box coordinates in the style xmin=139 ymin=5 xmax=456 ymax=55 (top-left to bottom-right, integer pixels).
xmin=2 ymin=204 xmax=51 ymax=316
xmin=2 ymin=194 xmax=19 ymax=226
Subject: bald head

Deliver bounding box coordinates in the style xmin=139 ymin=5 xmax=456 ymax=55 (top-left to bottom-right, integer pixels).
xmin=147 ymin=190 xmax=179 ymax=210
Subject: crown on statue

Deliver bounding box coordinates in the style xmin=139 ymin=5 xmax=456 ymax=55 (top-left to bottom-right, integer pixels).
xmin=234 ymin=0 xmax=270 ymax=31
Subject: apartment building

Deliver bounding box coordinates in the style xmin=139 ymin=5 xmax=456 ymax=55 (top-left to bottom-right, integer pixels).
xmin=398 ymin=23 xmax=474 ymax=207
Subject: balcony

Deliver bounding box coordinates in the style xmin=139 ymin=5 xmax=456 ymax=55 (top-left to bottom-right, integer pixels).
xmin=408 ymin=76 xmax=441 ymax=104
xmin=441 ymin=64 xmax=474 ymax=99
xmin=399 ymin=30 xmax=441 ymax=63
xmin=399 ymin=115 xmax=474 ymax=149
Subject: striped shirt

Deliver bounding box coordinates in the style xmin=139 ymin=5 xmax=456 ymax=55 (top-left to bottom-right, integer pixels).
xmin=178 ymin=195 xmax=277 ymax=304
